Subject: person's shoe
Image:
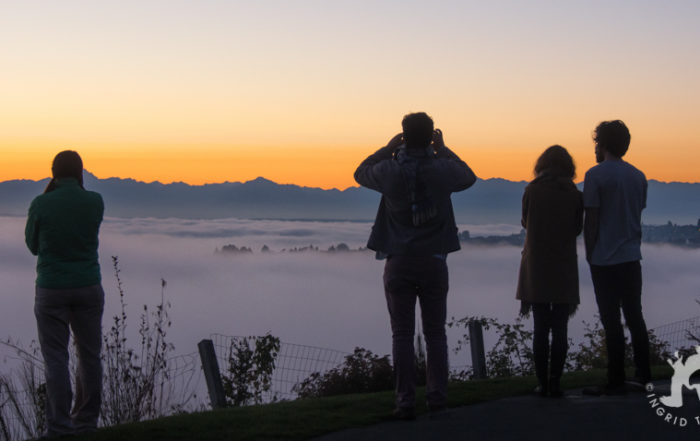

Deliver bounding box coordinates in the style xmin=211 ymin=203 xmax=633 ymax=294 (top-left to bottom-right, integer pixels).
xmin=581 ymin=385 xmax=602 ymax=396
xmin=37 ymin=433 xmax=74 ymax=440
xmin=534 ymin=383 xmax=548 ymax=397
xmin=626 ymin=376 xmax=651 ymax=392
xmin=428 ymin=403 xmax=447 ymax=412
xmin=582 ymin=383 xmax=627 ymax=396
xmin=549 ymin=377 xmax=563 ymax=398
xmin=604 ymin=383 xmax=628 ymax=395
xmin=392 ymin=407 xmax=416 ymax=421
xmin=427 ymin=404 xmax=448 ymax=419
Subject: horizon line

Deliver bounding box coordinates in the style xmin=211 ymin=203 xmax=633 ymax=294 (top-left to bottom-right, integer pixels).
xmin=4 ymin=172 xmax=699 ymax=190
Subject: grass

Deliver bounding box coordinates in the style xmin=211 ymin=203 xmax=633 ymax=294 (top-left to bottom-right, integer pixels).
xmin=74 ymin=365 xmax=672 ymax=441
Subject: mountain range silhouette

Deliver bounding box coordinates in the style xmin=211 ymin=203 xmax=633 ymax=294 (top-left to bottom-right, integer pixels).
xmin=0 ymin=172 xmax=697 ymax=225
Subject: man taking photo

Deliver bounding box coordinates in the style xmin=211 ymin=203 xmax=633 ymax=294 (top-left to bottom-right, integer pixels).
xmin=354 ymin=112 xmax=476 ymax=419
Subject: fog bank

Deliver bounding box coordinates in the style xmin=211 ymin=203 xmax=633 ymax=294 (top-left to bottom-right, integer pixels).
xmin=2 ymin=217 xmax=698 ymax=367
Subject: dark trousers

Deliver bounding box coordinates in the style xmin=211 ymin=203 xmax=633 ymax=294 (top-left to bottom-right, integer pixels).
xmin=590 ymin=261 xmax=650 ymax=386
xmin=383 ymin=255 xmax=448 ymax=409
xmin=532 ymin=303 xmax=569 ymax=386
xmin=35 ymin=284 xmax=104 ymax=437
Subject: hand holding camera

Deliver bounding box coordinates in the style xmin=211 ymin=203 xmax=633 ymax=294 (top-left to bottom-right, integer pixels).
xmin=431 ymin=129 xmax=445 ymax=154
xmin=386 ymin=133 xmax=405 ymax=151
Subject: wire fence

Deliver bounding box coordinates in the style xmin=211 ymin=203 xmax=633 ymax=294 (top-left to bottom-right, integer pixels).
xmin=210 ymin=334 xmax=349 ymax=402
xmin=157 ymin=351 xmax=206 ymax=413
xmin=651 ymin=316 xmax=700 ymax=353
xmin=3 ymin=317 xmax=700 ymax=440
xmin=0 ymin=348 xmax=207 ymax=441
xmin=0 ymin=337 xmax=350 ymax=441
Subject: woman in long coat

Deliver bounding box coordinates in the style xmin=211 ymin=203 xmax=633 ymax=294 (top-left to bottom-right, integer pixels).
xmin=516 ymin=145 xmax=583 ymax=397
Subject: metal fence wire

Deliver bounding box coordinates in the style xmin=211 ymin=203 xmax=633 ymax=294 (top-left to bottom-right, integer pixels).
xmin=209 ymin=334 xmax=349 ymax=402
xmin=187 ymin=317 xmax=700 ymax=406
xmin=651 ymin=316 xmax=700 ymax=353
xmin=0 ymin=349 xmax=205 ymax=439
xmin=3 ymin=317 xmax=700 ymax=440
xmin=157 ymin=351 xmax=205 ymax=413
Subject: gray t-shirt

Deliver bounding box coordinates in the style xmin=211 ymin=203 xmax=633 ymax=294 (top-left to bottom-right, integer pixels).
xmin=583 ymin=160 xmax=647 ymax=266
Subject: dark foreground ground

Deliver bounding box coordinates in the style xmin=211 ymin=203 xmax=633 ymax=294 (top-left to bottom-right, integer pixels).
xmin=309 ymin=380 xmax=700 ymax=441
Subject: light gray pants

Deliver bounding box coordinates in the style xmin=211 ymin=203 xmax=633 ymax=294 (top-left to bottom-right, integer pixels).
xmin=34 ymin=284 xmax=104 ymax=437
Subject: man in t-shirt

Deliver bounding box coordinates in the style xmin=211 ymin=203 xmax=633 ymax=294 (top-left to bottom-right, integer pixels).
xmin=583 ymin=120 xmax=650 ymax=395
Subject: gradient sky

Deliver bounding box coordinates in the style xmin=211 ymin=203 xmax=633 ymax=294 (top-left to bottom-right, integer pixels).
xmin=2 ymin=0 xmax=699 ymax=189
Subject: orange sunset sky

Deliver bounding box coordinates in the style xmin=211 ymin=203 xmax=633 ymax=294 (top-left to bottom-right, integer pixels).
xmin=2 ymin=1 xmax=699 ymax=189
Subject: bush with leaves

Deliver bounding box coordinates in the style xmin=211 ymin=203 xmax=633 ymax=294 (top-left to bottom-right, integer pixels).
xmin=568 ymin=319 xmax=670 ymax=371
xmin=221 ymin=335 xmax=280 ymax=406
xmin=293 ymin=347 xmax=393 ymax=398
xmin=449 ymin=314 xmax=671 ymax=379
xmin=449 ymin=315 xmax=534 ymax=379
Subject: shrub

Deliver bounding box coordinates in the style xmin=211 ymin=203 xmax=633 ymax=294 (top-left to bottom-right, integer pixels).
xmin=0 ymin=340 xmax=46 ymax=441
xmin=0 ymin=257 xmax=182 ymax=440
xmin=100 ymin=256 xmax=176 ymax=425
xmin=221 ymin=335 xmax=280 ymax=406
xmin=293 ymin=348 xmax=393 ymax=398
xmin=450 ymin=314 xmax=671 ymax=379
xmin=449 ymin=316 xmax=534 ymax=379
xmin=569 ymin=319 xmax=671 ymax=371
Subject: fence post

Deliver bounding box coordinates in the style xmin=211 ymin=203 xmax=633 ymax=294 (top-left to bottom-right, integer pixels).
xmin=198 ymin=339 xmax=227 ymax=408
xmin=469 ymin=321 xmax=487 ymax=379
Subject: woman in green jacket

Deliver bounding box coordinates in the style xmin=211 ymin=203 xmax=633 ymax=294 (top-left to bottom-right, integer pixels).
xmin=26 ymin=150 xmax=105 ymax=437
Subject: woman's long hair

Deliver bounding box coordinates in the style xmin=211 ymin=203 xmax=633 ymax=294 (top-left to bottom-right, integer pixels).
xmin=44 ymin=150 xmax=85 ymax=193
xmin=533 ymin=145 xmax=576 ymax=180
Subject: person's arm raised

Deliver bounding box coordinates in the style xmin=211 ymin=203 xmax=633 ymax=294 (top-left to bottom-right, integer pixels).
xmin=353 ymin=133 xmax=403 ymax=192
xmin=433 ymin=129 xmax=476 ymax=192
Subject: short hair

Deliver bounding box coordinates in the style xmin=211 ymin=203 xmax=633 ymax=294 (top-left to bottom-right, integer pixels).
xmin=593 ymin=120 xmax=631 ymax=158
xmin=402 ymin=112 xmax=434 ymax=149
xmin=534 ymin=145 xmax=576 ymax=179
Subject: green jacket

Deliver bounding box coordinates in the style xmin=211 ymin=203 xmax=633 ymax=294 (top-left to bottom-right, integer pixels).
xmin=25 ymin=178 xmax=104 ymax=289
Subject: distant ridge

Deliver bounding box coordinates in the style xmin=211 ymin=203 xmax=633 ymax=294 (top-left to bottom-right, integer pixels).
xmin=0 ymin=172 xmax=697 ymax=225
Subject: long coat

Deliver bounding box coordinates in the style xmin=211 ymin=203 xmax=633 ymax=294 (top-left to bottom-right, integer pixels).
xmin=516 ymin=175 xmax=583 ymax=308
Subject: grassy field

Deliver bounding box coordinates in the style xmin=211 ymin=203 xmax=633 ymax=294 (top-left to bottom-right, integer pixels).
xmin=74 ymin=366 xmax=671 ymax=441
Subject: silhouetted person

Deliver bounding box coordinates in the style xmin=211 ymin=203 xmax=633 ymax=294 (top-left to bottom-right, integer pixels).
xmin=354 ymin=112 xmax=476 ymax=419
xmin=516 ymin=145 xmax=583 ymax=398
xmin=583 ymin=120 xmax=651 ymax=395
xmin=25 ymin=151 xmax=105 ymax=437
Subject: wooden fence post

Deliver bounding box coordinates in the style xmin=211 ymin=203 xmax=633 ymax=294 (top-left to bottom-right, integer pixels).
xmin=469 ymin=321 xmax=488 ymax=379
xmin=198 ymin=339 xmax=227 ymax=408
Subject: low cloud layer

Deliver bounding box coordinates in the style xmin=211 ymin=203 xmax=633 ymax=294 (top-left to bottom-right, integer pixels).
xmin=2 ymin=216 xmax=699 ymax=367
